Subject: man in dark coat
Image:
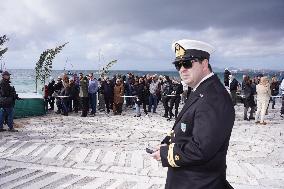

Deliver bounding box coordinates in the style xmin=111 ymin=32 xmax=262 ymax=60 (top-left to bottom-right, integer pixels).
xmin=168 ymin=79 xmax=183 ymax=120
xmin=229 ymin=74 xmax=240 ymax=106
xmin=102 ymin=77 xmax=114 ymax=114
xmin=47 ymin=78 xmax=55 ymax=110
xmin=54 ymin=77 xmax=63 ymax=114
xmin=151 ymin=39 xmax=235 ymax=189
xmin=224 ymin=68 xmax=231 ymax=87
xmin=69 ymin=79 xmax=79 ymax=113
xmin=243 ymin=76 xmax=255 ymax=120
xmin=0 ymin=71 xmax=19 ymax=132
xmin=161 ymin=76 xmax=173 ymax=118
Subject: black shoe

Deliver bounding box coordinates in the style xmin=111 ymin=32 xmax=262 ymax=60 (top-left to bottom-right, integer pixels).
xmin=249 ymin=117 xmax=255 ymax=120
xmin=163 ymin=114 xmax=168 ymax=118
xmin=134 ymin=114 xmax=141 ymax=117
xmin=8 ymin=128 xmax=18 ymax=132
xmin=244 ymin=117 xmax=249 ymax=121
xmin=0 ymin=128 xmax=6 ymax=132
xmin=55 ymin=111 xmax=61 ymax=114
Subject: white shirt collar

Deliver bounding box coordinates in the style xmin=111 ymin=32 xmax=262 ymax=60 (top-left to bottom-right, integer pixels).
xmin=192 ymin=72 xmax=214 ymax=91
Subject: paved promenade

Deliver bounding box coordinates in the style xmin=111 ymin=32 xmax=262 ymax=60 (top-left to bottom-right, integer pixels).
xmin=0 ymin=104 xmax=283 ymax=189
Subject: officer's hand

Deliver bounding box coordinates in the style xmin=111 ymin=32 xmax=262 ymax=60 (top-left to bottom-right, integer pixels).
xmin=151 ymin=149 xmax=161 ymax=161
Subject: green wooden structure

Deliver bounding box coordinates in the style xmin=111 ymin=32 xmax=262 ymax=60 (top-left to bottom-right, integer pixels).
xmin=14 ymin=93 xmax=46 ymax=118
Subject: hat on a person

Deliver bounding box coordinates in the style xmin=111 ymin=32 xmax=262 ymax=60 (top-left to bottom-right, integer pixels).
xmin=171 ymin=39 xmax=214 ymax=61
xmin=2 ymin=71 xmax=11 ymax=76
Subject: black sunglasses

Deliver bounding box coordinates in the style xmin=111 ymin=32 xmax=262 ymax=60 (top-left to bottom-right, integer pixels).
xmin=173 ymin=58 xmax=200 ymax=71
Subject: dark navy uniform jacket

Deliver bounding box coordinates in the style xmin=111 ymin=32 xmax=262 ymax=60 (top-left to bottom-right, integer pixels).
xmin=160 ymin=74 xmax=235 ymax=189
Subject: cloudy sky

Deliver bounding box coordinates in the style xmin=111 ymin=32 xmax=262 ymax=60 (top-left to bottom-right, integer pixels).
xmin=1 ymin=0 xmax=284 ymax=71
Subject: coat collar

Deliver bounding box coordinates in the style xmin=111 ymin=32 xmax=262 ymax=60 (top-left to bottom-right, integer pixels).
xmin=174 ymin=74 xmax=219 ymax=126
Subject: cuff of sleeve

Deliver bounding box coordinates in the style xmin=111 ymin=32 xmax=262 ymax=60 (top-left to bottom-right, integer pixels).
xmin=160 ymin=144 xmax=180 ymax=167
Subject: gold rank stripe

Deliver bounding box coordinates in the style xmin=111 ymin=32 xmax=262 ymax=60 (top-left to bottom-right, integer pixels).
xmin=167 ymin=130 xmax=174 ymax=137
xmin=167 ymin=143 xmax=179 ymax=167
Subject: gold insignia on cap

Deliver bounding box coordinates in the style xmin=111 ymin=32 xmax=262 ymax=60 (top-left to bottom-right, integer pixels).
xmin=175 ymin=43 xmax=185 ymax=58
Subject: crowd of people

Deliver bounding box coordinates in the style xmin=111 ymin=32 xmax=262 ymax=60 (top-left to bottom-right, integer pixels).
xmin=44 ymin=69 xmax=284 ymax=125
xmin=224 ymin=69 xmax=284 ymax=125
xmin=0 ymin=69 xmax=284 ymax=133
xmin=44 ymin=72 xmax=190 ymax=120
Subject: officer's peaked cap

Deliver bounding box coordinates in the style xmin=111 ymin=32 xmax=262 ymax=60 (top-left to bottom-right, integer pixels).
xmin=172 ymin=39 xmax=214 ymax=60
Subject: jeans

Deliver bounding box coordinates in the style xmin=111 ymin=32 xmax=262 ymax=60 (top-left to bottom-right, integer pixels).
xmin=135 ymin=103 xmax=141 ymax=116
xmin=148 ymin=94 xmax=158 ymax=112
xmin=0 ymin=107 xmax=14 ymax=129
xmin=98 ymin=94 xmax=105 ymax=110
xmin=61 ymin=98 xmax=69 ymax=114
xmin=89 ymin=93 xmax=97 ymax=113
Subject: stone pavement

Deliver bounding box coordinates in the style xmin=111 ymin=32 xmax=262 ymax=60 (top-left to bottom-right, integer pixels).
xmin=0 ymin=104 xmax=283 ymax=189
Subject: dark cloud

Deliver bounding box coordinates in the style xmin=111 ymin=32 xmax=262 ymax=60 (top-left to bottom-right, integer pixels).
xmin=1 ymin=0 xmax=284 ymax=70
xmin=46 ymin=0 xmax=284 ymax=31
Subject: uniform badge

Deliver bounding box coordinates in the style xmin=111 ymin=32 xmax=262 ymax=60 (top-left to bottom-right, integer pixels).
xmin=175 ymin=155 xmax=180 ymax=161
xmin=181 ymin=123 xmax=187 ymax=132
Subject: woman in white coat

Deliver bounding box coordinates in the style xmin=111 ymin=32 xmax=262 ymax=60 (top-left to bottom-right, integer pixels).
xmin=255 ymin=76 xmax=271 ymax=125
xmin=280 ymin=78 xmax=284 ymax=117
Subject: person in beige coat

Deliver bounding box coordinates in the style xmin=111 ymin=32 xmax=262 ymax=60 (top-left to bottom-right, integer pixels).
xmin=113 ymin=78 xmax=124 ymax=115
xmin=255 ymin=76 xmax=271 ymax=125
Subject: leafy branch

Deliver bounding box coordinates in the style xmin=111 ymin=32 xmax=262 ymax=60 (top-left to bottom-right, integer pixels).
xmin=0 ymin=35 xmax=9 ymax=59
xmin=99 ymin=59 xmax=117 ymax=78
xmin=35 ymin=42 xmax=68 ymax=92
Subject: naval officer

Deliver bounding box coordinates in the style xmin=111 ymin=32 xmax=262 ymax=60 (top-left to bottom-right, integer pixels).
xmin=151 ymin=39 xmax=235 ymax=189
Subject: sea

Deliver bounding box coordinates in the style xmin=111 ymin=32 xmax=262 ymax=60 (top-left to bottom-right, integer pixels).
xmin=6 ymin=69 xmax=284 ymax=94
